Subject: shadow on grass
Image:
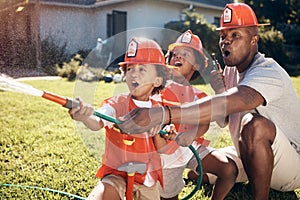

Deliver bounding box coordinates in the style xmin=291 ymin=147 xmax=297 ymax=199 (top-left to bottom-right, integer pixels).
xmin=196 ymin=182 xmax=299 ymax=200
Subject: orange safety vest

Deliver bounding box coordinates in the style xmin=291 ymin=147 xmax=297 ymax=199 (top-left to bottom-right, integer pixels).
xmin=96 ymin=94 xmax=163 ymax=186
xmin=160 ymin=82 xmax=209 ymax=154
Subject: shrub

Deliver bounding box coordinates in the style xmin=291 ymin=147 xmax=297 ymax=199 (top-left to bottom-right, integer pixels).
xmin=56 ymin=53 xmax=112 ymax=82
xmin=277 ymin=23 xmax=300 ymax=46
xmin=41 ymin=35 xmax=69 ymax=75
xmin=56 ymin=54 xmax=83 ymax=81
xmin=258 ymin=28 xmax=289 ymax=66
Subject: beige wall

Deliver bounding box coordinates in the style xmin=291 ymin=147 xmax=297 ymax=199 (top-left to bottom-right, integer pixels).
xmin=38 ymin=0 xmax=223 ymax=55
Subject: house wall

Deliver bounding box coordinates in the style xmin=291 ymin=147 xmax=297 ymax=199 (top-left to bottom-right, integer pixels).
xmin=38 ymin=0 xmax=223 ymax=55
xmin=39 ymin=5 xmax=99 ymax=53
xmin=0 ymin=6 xmax=33 ymax=66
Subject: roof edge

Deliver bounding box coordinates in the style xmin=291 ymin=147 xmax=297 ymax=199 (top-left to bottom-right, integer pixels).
xmin=34 ymin=0 xmax=226 ymax=10
xmin=163 ymin=0 xmax=225 ymax=10
xmin=36 ymin=0 xmax=129 ymax=9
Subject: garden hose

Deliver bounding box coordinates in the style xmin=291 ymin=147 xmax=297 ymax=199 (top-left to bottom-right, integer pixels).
xmin=0 ymin=183 xmax=85 ymax=199
xmin=182 ymin=145 xmax=203 ymax=200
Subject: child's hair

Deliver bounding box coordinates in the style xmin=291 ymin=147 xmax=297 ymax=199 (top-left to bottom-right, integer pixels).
xmin=121 ymin=64 xmax=169 ymax=95
xmin=166 ymin=48 xmax=207 ymax=81
xmin=152 ymin=64 xmax=169 ymax=95
xmin=190 ymin=48 xmax=207 ymax=81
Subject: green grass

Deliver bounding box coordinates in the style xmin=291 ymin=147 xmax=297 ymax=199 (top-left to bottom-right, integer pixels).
xmin=0 ymin=78 xmax=299 ymax=199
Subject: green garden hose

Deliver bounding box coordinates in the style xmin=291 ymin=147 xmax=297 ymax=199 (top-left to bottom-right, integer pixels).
xmin=182 ymin=145 xmax=203 ymax=200
xmin=0 ymin=183 xmax=85 ymax=199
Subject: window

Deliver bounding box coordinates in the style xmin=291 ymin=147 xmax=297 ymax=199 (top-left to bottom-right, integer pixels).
xmin=213 ymin=17 xmax=220 ymax=27
xmin=106 ymin=10 xmax=127 ymax=71
xmin=106 ymin=10 xmax=127 ymax=37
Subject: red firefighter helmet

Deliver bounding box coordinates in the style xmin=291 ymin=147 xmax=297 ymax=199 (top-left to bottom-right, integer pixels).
xmin=118 ymin=37 xmax=165 ymax=66
xmin=217 ymin=3 xmax=270 ymax=30
xmin=168 ymin=30 xmax=205 ymax=59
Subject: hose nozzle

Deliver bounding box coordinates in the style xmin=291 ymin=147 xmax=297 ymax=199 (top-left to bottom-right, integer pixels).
xmin=42 ymin=91 xmax=80 ymax=109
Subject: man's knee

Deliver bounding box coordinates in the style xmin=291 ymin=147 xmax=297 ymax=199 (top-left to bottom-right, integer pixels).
xmin=240 ymin=113 xmax=276 ymax=144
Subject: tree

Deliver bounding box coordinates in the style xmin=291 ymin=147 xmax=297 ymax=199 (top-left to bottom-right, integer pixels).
xmin=242 ymin=0 xmax=300 ymax=64
xmin=243 ymin=0 xmax=300 ymax=26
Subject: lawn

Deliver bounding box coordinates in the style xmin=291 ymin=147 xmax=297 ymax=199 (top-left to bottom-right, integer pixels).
xmin=0 ymin=77 xmax=299 ymax=199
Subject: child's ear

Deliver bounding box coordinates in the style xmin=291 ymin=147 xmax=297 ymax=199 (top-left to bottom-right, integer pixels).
xmin=153 ymin=77 xmax=163 ymax=87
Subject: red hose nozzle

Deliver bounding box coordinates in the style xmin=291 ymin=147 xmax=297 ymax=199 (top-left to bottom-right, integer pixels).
xmin=42 ymin=91 xmax=80 ymax=109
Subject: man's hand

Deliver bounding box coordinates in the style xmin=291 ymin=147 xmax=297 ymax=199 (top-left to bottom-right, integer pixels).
xmin=117 ymin=107 xmax=163 ymax=134
xmin=210 ymin=70 xmax=225 ymax=94
xmin=175 ymin=130 xmax=198 ymax=147
xmin=148 ymin=125 xmax=163 ymax=137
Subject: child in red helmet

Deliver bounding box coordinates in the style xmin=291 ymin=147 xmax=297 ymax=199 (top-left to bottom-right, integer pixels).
xmin=69 ymin=37 xmax=169 ymax=200
xmin=155 ymin=30 xmax=246 ymax=200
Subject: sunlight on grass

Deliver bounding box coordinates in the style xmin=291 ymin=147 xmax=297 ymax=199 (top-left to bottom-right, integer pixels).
xmin=1 ymin=77 xmax=299 ymax=199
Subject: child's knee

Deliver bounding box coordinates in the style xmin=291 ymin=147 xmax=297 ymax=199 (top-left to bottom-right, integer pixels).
xmin=216 ymin=158 xmax=238 ymax=182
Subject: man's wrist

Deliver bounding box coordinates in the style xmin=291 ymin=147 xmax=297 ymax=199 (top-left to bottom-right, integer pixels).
xmin=165 ymin=106 xmax=172 ymax=125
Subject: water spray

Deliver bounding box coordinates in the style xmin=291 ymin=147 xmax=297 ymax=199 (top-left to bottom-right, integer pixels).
xmin=0 ymin=74 xmax=119 ymax=124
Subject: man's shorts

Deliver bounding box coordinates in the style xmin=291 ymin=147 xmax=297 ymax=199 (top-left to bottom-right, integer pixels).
xmin=270 ymin=126 xmax=300 ymax=191
xmin=208 ymin=128 xmax=300 ymax=191
xmin=158 ymin=145 xmax=213 ymax=198
xmin=101 ymin=174 xmax=160 ymax=200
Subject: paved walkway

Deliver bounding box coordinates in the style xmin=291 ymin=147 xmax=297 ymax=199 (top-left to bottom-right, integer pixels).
xmin=16 ymin=76 xmax=62 ymax=81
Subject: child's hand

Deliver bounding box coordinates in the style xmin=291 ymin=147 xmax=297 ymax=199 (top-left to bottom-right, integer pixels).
xmin=69 ymin=102 xmax=94 ymax=122
xmin=161 ymin=124 xmax=177 ymax=140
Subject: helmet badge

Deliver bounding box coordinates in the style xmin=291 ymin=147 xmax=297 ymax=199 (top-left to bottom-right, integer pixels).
xmin=223 ymin=7 xmax=232 ymax=23
xmin=181 ymin=31 xmax=192 ymax=44
xmin=127 ymin=40 xmax=138 ymax=57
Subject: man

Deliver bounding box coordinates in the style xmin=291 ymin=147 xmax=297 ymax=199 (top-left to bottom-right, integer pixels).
xmin=118 ymin=3 xmax=300 ymax=200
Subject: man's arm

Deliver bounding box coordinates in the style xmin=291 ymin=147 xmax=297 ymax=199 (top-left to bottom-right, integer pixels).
xmin=117 ymin=85 xmax=264 ymax=133
xmin=170 ymin=85 xmax=264 ymax=124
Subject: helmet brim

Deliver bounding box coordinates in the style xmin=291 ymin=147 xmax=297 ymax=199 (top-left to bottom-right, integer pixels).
xmin=168 ymin=43 xmax=206 ymax=59
xmin=118 ymin=61 xmax=168 ymax=67
xmin=216 ymin=23 xmax=270 ymax=30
